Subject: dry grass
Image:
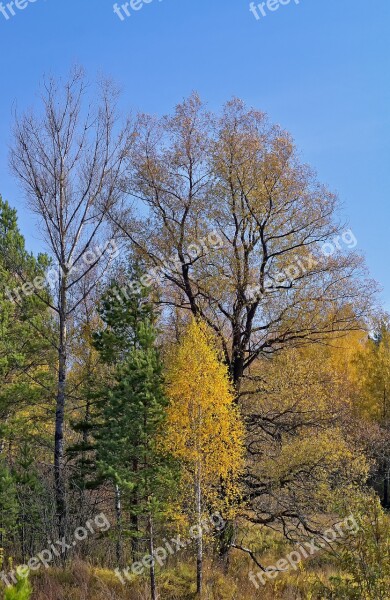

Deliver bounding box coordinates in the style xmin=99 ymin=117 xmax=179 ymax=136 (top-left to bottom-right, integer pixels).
xmin=24 ymin=557 xmax=332 ymax=600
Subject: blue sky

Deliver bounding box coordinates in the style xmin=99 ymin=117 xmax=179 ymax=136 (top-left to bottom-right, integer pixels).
xmin=0 ymin=0 xmax=389 ymax=305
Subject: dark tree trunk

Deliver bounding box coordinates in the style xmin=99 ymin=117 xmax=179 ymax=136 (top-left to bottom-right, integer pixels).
xmin=115 ymin=484 xmax=123 ymax=565
xmin=131 ymin=458 xmax=139 ymax=558
xmin=148 ymin=514 xmax=157 ymax=600
xmin=130 ymin=512 xmax=139 ymax=558
xmin=54 ymin=289 xmax=67 ymax=541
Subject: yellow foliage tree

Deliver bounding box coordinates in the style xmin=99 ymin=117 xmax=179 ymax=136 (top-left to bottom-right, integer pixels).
xmin=350 ymin=321 xmax=390 ymax=506
xmin=163 ymin=318 xmax=244 ymax=595
xmin=352 ymin=323 xmax=390 ymax=422
xmin=242 ymin=346 xmax=369 ymax=533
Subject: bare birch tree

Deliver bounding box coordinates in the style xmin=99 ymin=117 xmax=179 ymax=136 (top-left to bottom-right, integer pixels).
xmin=10 ymin=67 xmax=134 ymax=538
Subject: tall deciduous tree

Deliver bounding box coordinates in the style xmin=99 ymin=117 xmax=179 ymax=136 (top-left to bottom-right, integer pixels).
xmin=10 ymin=69 xmax=135 ymax=537
xmin=113 ymin=95 xmax=376 ymax=554
xmin=164 ymin=318 xmax=244 ymax=594
xmin=120 ymin=94 xmax=375 ymax=395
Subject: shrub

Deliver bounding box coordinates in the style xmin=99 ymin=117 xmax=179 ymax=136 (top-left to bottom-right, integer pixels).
xmin=4 ymin=574 xmax=32 ymax=600
xmin=313 ymin=495 xmax=390 ymax=599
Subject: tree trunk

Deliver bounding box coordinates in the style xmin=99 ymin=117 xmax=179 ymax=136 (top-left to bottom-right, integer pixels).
xmin=195 ymin=465 xmax=203 ymax=596
xmin=115 ymin=484 xmax=123 ymax=565
xmin=54 ymin=290 xmax=67 ymax=541
xmin=148 ymin=513 xmax=157 ymax=600
xmin=20 ymin=515 xmax=26 ymax=564
xmin=383 ymin=386 xmax=389 ymax=508
xmin=131 ymin=458 xmax=139 ymax=558
xmin=384 ymin=462 xmax=389 ymax=508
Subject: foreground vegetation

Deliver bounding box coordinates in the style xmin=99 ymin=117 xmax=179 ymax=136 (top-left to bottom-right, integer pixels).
xmin=4 ymin=501 xmax=390 ymax=600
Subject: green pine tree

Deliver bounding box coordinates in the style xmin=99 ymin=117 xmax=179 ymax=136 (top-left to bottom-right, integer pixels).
xmin=94 ymin=278 xmax=177 ymax=600
xmin=67 ymin=266 xmax=156 ymax=494
xmin=14 ymin=444 xmax=46 ymax=561
xmin=0 ymin=196 xmax=54 ymax=564
xmin=0 ymin=195 xmax=54 ymax=448
xmin=0 ymin=460 xmax=19 ymax=556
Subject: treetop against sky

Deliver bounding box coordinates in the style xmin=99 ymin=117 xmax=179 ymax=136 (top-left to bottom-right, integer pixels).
xmin=0 ymin=0 xmax=388 ymax=305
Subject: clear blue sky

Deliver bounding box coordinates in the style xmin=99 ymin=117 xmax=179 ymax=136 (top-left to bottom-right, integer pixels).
xmin=1 ymin=0 xmax=389 ymax=305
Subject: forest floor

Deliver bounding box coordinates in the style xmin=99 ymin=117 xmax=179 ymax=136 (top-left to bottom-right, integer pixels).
xmin=26 ymin=556 xmax=335 ymax=600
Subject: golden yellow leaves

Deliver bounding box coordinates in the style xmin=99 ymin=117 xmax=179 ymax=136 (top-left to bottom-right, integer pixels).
xmin=163 ymin=318 xmax=245 ymax=514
